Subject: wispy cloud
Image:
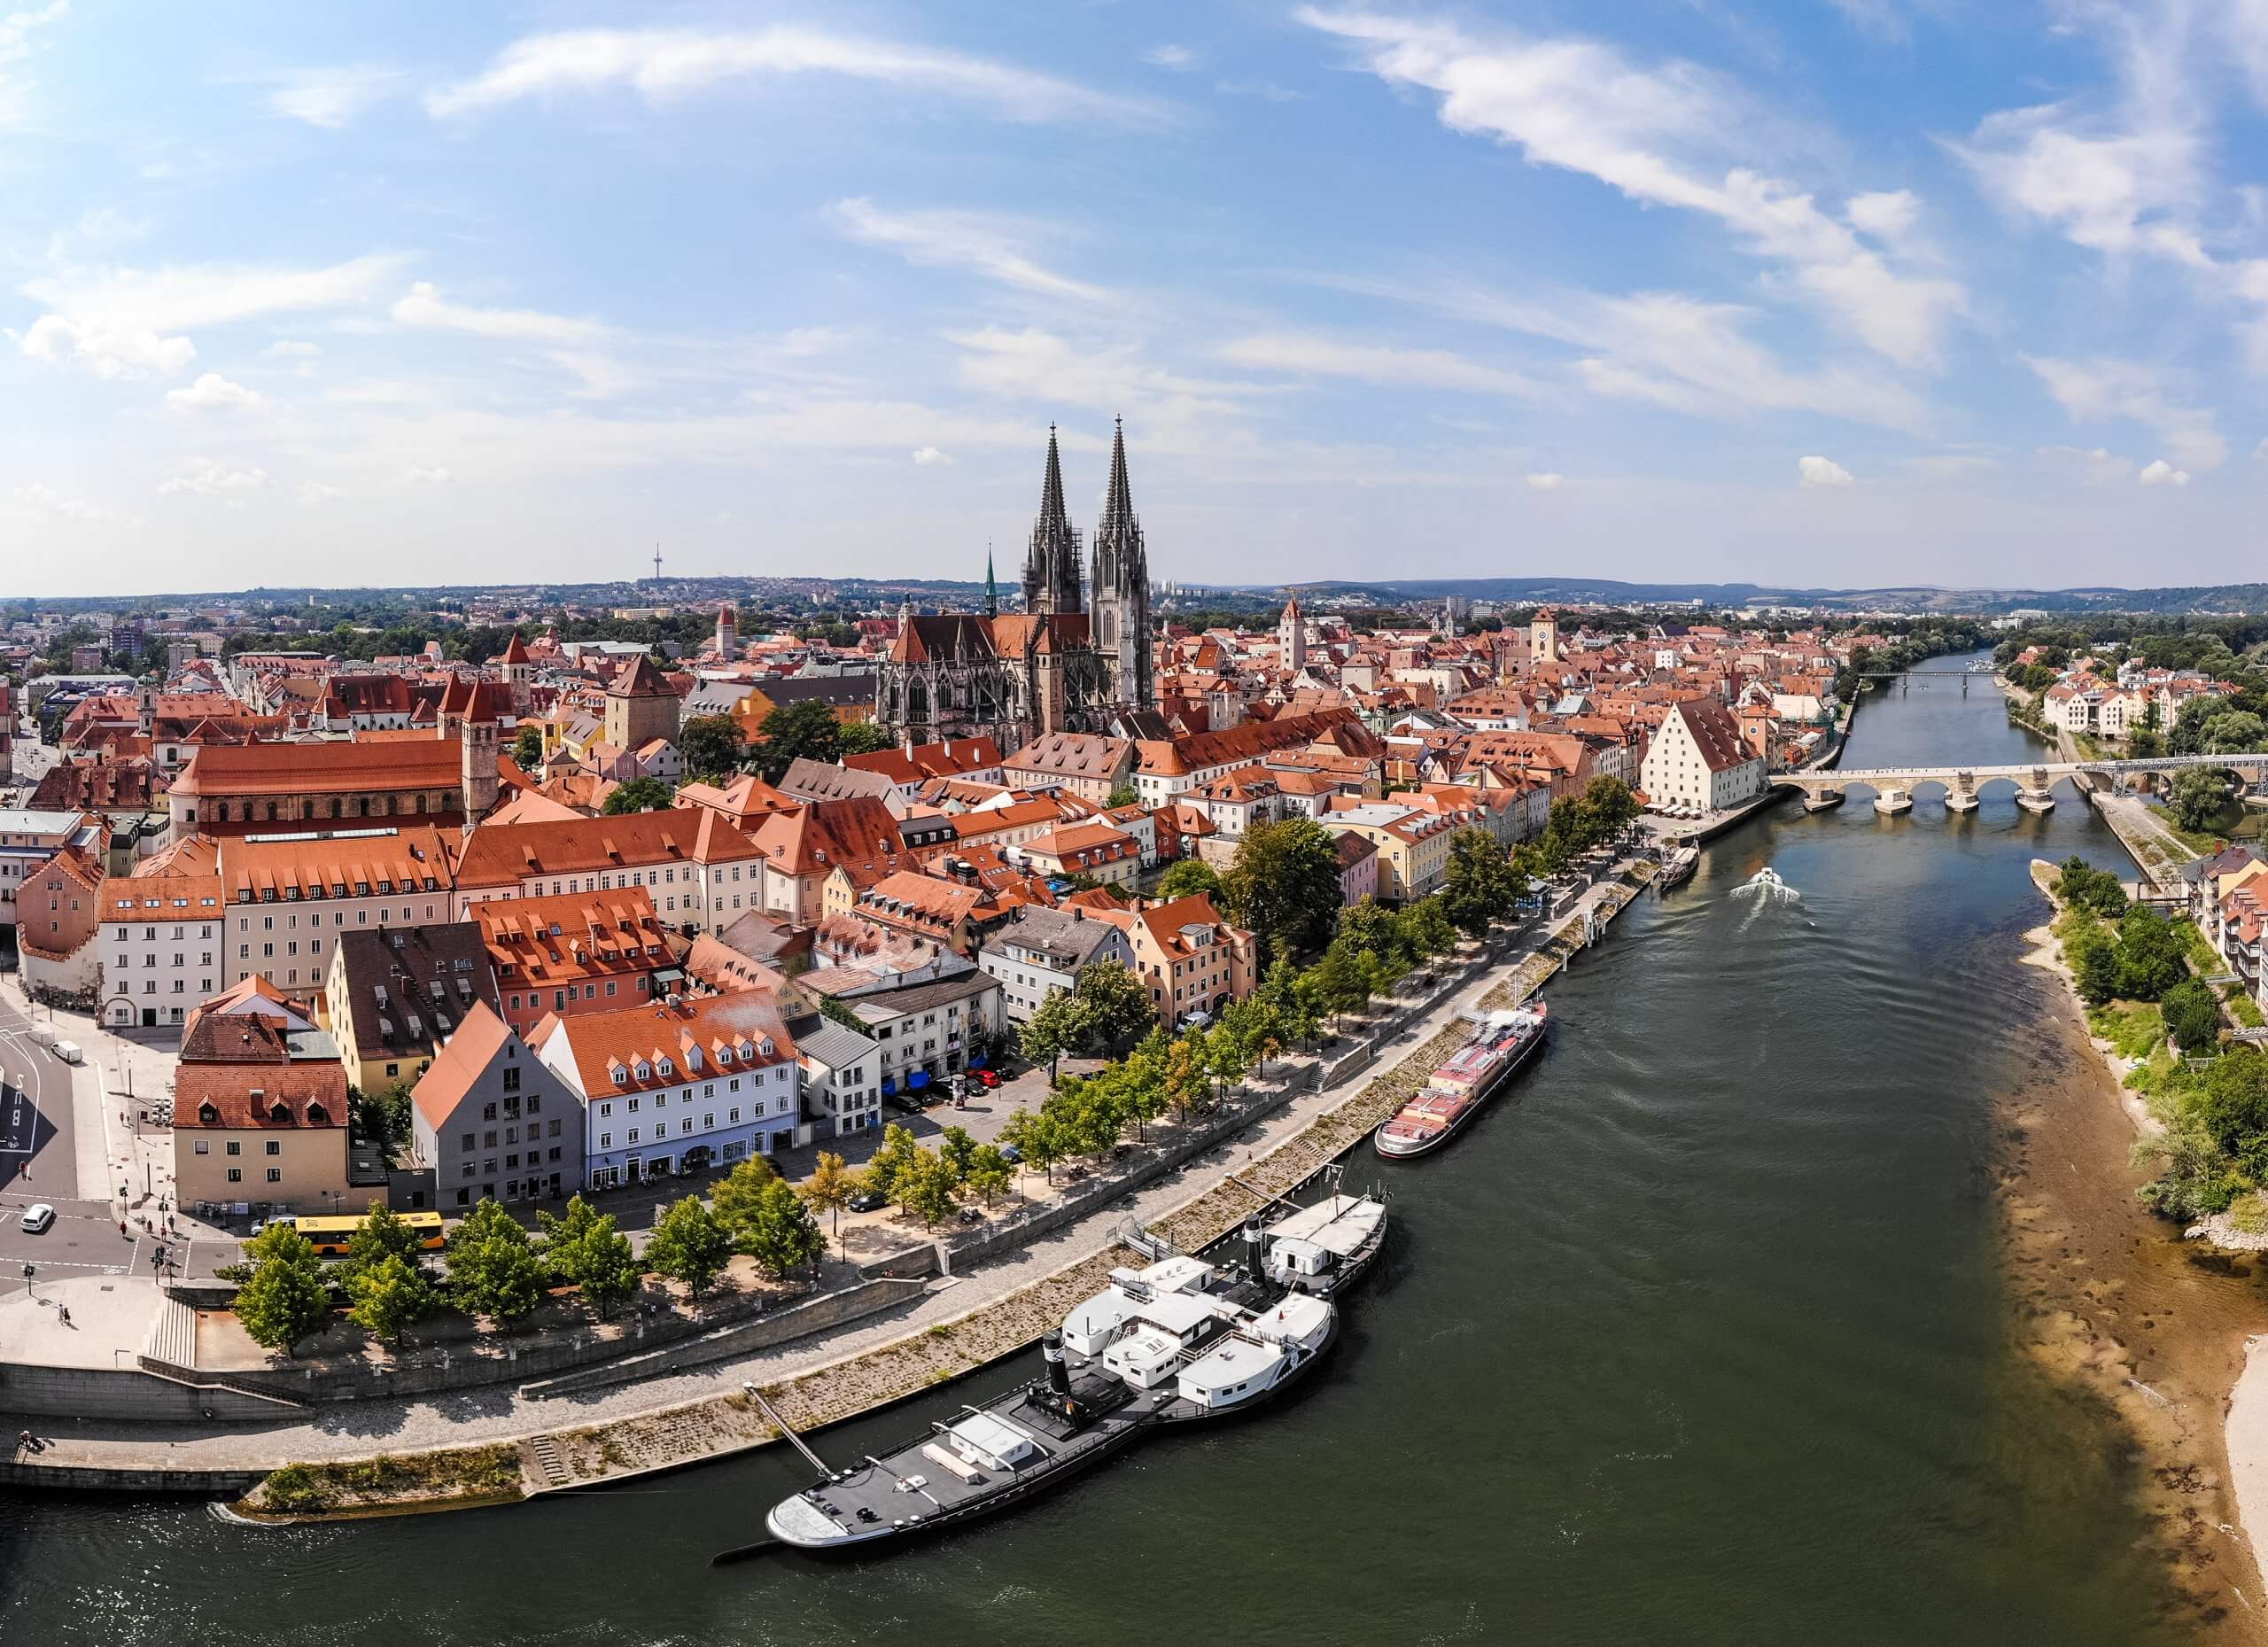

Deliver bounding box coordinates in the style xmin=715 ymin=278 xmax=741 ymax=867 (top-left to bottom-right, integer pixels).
xmin=1798 ymin=454 xmax=1854 ymax=487
xmin=429 ymin=25 xmax=1168 ymax=127
xmin=828 ymin=198 xmax=1109 ymax=303
xmin=2022 ymin=353 xmax=2225 ymax=472
xmin=1217 ymin=332 xmax=1539 ymax=397
xmin=1298 ymin=8 xmax=1965 ymax=368
xmin=159 ymin=457 xmax=268 ymax=496
xmin=265 ymin=66 xmax=397 ymax=129
xmin=1145 ymin=44 xmax=1194 ymax=71
xmin=0 ymin=0 xmax=68 ymax=128
xmin=391 ymin=280 xmax=607 ymax=344
xmin=165 ymin=372 xmax=262 ymax=413
xmin=2139 ymin=457 xmax=2192 ymax=486
xmin=19 ymin=255 xmax=402 ymax=378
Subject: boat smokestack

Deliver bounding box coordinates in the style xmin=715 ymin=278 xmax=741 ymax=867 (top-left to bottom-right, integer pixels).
xmin=1243 ymin=1217 xmax=1267 ymax=1285
xmin=1041 ymin=1328 xmax=1071 ymax=1396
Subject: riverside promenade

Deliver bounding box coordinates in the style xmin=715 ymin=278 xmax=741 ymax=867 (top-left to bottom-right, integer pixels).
xmin=0 ymin=860 xmax=1655 ymax=1511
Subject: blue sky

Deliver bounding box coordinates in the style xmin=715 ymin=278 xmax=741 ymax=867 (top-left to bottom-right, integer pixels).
xmin=6 ymin=2 xmax=2268 ymax=596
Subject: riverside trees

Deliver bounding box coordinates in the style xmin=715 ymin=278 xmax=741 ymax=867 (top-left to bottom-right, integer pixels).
xmin=235 ymin=1224 xmax=334 ymax=1356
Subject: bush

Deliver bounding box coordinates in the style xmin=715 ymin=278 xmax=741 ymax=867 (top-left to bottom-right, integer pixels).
xmin=2161 ymin=978 xmax=2225 ymax=1053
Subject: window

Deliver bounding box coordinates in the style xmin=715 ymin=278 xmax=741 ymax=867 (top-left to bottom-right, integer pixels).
xmin=226 ymin=1141 xmax=241 ymax=1156
xmin=266 ymin=1168 xmax=282 ymax=1183
xmin=193 ymin=1139 xmax=210 ymax=1154
xmin=228 ymin=1168 xmax=242 ymax=1183
xmin=502 ymin=1066 xmax=521 ymax=1092
xmin=265 ymin=1140 xmax=280 ymax=1156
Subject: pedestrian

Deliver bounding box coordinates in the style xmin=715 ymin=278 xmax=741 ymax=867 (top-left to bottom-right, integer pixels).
xmin=16 ymin=1430 xmax=28 ymax=1453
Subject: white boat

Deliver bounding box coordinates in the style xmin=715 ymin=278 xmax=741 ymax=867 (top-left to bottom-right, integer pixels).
xmin=1263 ymin=1191 xmax=1389 ymax=1297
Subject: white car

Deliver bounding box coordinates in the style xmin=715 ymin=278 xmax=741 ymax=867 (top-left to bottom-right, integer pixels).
xmin=19 ymin=1203 xmax=55 ymax=1233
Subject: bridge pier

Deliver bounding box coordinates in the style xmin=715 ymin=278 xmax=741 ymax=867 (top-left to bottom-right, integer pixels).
xmin=1874 ymin=786 xmax=1913 ymax=816
xmin=1803 ymin=788 xmax=1845 ymax=813
xmin=1945 ymin=773 xmax=1979 ymax=813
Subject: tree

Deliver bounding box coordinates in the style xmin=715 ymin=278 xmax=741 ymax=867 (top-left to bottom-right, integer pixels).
xmin=754 ymin=698 xmax=844 ymax=780
xmin=2203 ymin=711 xmax=2268 ymax=755
xmin=1022 ymin=988 xmax=1082 ymax=1083
xmin=967 ymin=1144 xmax=1014 ymax=1205
xmin=2168 ymin=765 xmax=2231 ymax=832
xmin=646 ymin=1195 xmax=734 ymax=1304
xmin=862 ymin=1123 xmax=921 ymax=1202
xmin=2054 ymin=856 xmax=2129 ymax=919
xmin=346 ymin=1252 xmax=440 ymax=1348
xmin=2196 ymin=1048 xmax=2268 ymax=1158
xmin=678 ymin=713 xmax=745 ymax=781
xmin=1310 ymin=936 xmax=1372 ymax=1023
xmin=339 ymin=1201 xmax=425 ymax=1288
xmin=1072 ymin=959 xmax=1157 ymax=1053
xmin=538 ymin=1194 xmax=642 ymax=1316
xmin=2073 ymin=936 xmax=2121 ymax=1006
xmin=234 ymin=1225 xmax=333 ymax=1356
xmin=2129 ymin=727 xmax=2165 ymax=758
xmin=2162 ymin=977 xmax=2225 ymax=1053
xmin=512 ymin=725 xmax=545 ymax=770
xmin=736 ymin=1177 xmax=827 ymax=1278
xmin=897 ymin=1146 xmax=962 ymax=1226
xmin=602 ymin=775 xmax=673 ymax=814
xmin=446 ymin=1198 xmax=547 ymax=1326
xmin=1000 ymin=1107 xmax=1068 ymax=1185
xmin=2115 ymin=906 xmax=2188 ymax=1001
xmin=819 ymin=995 xmax=868 ymax=1034
xmin=937 ymin=1124 xmax=978 ymax=1185
xmin=838 ymin=719 xmax=893 ymax=756
xmin=1163 ymin=1032 xmax=1208 ymax=1119
xmin=1156 ymin=858 xmax=1223 ymax=901
xmin=1439 ymin=828 xmax=1521 ymax=937
xmin=1402 ymin=895 xmax=1459 ymax=959
xmin=710 ymin=1154 xmax=780 ymax=1239
xmin=1220 ymin=818 xmax=1344 ymax=959
xmin=1105 ymin=784 xmax=1140 ymax=808
xmin=797 ymin=1151 xmax=856 ymax=1252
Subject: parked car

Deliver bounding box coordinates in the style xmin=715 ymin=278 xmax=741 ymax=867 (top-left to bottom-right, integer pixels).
xmin=19 ymin=1203 xmax=55 ymax=1233
xmin=847 ymin=1189 xmax=889 ymax=1213
xmin=998 ymin=1143 xmax=1022 ymax=1164
xmin=975 ymin=1068 xmax=1000 ymax=1089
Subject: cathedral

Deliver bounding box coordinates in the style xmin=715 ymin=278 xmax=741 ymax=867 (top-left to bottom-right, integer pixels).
xmin=877 ymin=420 xmax=1156 ymax=749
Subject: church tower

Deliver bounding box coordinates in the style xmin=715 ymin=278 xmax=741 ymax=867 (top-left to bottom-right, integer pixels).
xmin=1279 ymin=591 xmax=1306 ymax=674
xmin=1088 ymin=416 xmax=1153 ymax=709
xmin=1021 ymin=425 xmax=1084 ymax=616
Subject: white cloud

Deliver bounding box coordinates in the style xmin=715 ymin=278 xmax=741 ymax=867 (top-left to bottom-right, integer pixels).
xmin=428 ymin=25 xmax=1164 ymax=127
xmin=0 ymin=0 xmax=68 ymax=128
xmin=1524 ymin=471 xmax=1565 ymax=491
xmin=947 ymin=326 xmax=1254 ymax=423
xmin=402 ymin=465 xmax=454 ymax=485
xmin=1953 ymin=102 xmax=2202 ymax=263
xmin=1846 ymin=189 xmax=1920 ymax=245
xmin=1217 ymin=332 xmax=1538 ymax=397
xmin=17 ymin=481 xmax=136 ymax=527
xmin=1216 ymin=79 xmax=1308 ymax=102
xmin=2139 ymin=457 xmax=2193 ymax=486
xmin=2037 ymin=444 xmax=2136 ymax=486
xmin=159 ymin=458 xmax=268 ymax=496
xmin=266 ymin=66 xmax=396 ymax=129
xmin=2022 ymin=354 xmax=2226 ymax=471
xmin=299 ymin=479 xmax=346 ymax=503
xmin=165 ymin=372 xmax=262 ymax=412
xmin=912 ymin=446 xmax=953 ymax=466
xmin=263 ymin=338 xmax=321 ymax=358
xmin=1299 ymin=9 xmax=1965 ymax=367
xmin=1798 ymin=454 xmax=1854 ymax=487
xmin=19 ymin=255 xmax=400 ymax=378
xmin=1146 ymin=44 xmax=1194 ymax=70
xmin=392 ymin=280 xmax=607 ymax=345
xmin=828 ymin=198 xmax=1107 ymax=303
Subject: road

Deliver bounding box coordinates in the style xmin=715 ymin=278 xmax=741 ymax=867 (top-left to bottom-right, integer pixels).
xmin=0 ymin=991 xmax=148 ymax=1294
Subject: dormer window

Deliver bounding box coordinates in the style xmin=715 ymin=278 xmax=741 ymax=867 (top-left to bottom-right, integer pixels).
xmin=198 ymin=1102 xmax=220 ymax=1125
xmin=657 ymin=1057 xmax=675 ymax=1077
xmin=634 ymin=1060 xmax=651 ymax=1080
xmin=738 ymin=1038 xmax=757 ymax=1060
xmin=611 ymin=1065 xmax=628 ymax=1086
xmin=757 ymin=1036 xmax=774 ymax=1058
xmin=268 ymin=1102 xmax=291 ymax=1123
xmin=305 ymin=1102 xmax=329 ymax=1126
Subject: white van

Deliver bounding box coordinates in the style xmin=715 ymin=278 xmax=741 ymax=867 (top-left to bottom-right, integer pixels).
xmin=27 ymin=1023 xmax=57 ymax=1048
xmin=50 ymin=1039 xmax=82 ymax=1065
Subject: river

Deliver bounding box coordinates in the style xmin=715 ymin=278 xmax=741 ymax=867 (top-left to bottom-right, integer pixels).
xmin=2 ymin=651 xmax=2257 ymax=1645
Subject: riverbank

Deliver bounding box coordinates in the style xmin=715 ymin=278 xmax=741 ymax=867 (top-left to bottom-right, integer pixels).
xmin=2020 ymin=858 xmax=2268 ymax=1639
xmin=0 ymin=862 xmax=1657 ymax=1516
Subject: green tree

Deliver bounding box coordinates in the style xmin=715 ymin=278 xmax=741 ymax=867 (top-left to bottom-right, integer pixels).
xmin=1219 ymin=817 xmax=1344 ymax=959
xmin=735 ymin=1177 xmax=827 ymax=1278
xmin=1310 ymin=937 xmax=1372 ymax=1023
xmin=2195 ymin=1048 xmax=2268 ymax=1158
xmin=1072 ymin=959 xmax=1157 ymax=1053
xmin=838 ymin=719 xmax=893 ymax=757
xmin=602 ymin=775 xmax=673 ymax=814
xmin=339 ymin=1201 xmax=424 ymax=1288
xmin=678 ymin=713 xmax=746 ymax=781
xmin=754 ymin=698 xmax=844 ymax=779
xmin=2073 ymin=936 xmax=2121 ymax=1006
xmin=862 ymin=1123 xmax=921 ymax=1202
xmin=537 ymin=1194 xmax=642 ymax=1316
xmin=446 ymin=1198 xmax=547 ymax=1326
xmin=937 ymin=1124 xmax=978 ymax=1185
xmin=645 ymin=1195 xmax=735 ymax=1304
xmin=2115 ymin=907 xmax=2188 ymax=1000
xmin=233 ymin=1225 xmax=333 ymax=1356
xmin=710 ymin=1154 xmax=780 ymax=1239
xmin=1021 ymin=987 xmax=1082 ymax=1083
xmin=999 ymin=1106 xmax=1068 ymax=1185
xmin=2168 ymin=765 xmax=2233 ymax=832
xmin=2162 ymin=978 xmax=2225 ymax=1053
xmin=1156 ymin=858 xmax=1223 ymax=901
xmin=797 ymin=1150 xmax=857 ymax=1252
xmin=966 ymin=1144 xmax=1014 ymax=1205
xmin=1163 ymin=1032 xmax=1208 ymax=1119
xmin=2129 ymin=727 xmax=2165 ymax=758
xmin=2202 ymin=711 xmax=2268 ymax=755
xmin=1104 ymin=784 xmax=1140 ymax=809
xmin=1439 ymin=827 xmax=1521 ymax=937
xmin=346 ymin=1252 xmax=440 ymax=1348
xmin=512 ymin=725 xmax=545 ymax=770
xmin=897 ymin=1146 xmax=962 ymax=1226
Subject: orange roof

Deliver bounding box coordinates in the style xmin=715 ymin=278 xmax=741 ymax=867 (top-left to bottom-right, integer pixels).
xmin=455 ymin=807 xmax=759 ymax=889
xmin=173 ymin=738 xmax=463 ymax=797
xmin=476 ymin=887 xmax=674 ymax=990
xmin=541 ymin=990 xmax=797 ymax=1098
xmin=748 ymin=795 xmax=905 ymax=877
xmin=410 ymin=1001 xmax=518 ymax=1130
xmin=221 ymin=825 xmax=454 ymax=904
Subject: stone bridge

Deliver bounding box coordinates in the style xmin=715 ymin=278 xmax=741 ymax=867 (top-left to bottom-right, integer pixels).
xmin=1774 ymin=752 xmax=2268 ymax=815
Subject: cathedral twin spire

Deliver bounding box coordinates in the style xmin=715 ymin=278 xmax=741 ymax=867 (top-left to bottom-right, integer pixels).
xmin=1021 ymin=418 xmax=1148 ymax=619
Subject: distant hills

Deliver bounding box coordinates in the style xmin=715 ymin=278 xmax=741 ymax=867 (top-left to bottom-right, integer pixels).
xmin=1256 ymin=579 xmax=2268 ymax=617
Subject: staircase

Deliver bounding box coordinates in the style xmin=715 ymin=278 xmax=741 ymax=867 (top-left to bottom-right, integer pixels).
xmin=526 ymin=1434 xmax=571 ymax=1489
xmin=140 ymin=1295 xmax=198 ymax=1372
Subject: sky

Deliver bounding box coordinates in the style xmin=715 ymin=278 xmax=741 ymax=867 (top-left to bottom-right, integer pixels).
xmin=7 ymin=2 xmax=2268 ymax=596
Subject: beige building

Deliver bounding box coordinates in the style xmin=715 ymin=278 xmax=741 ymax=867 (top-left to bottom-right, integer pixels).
xmin=1324 ymin=803 xmax=1461 ymax=903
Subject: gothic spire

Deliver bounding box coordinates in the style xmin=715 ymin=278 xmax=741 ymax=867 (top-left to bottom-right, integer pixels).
xmin=1022 ymin=422 xmax=1084 ymax=616
xmin=1099 ymin=414 xmax=1134 ymax=541
xmin=984 ymin=541 xmax=998 ymax=618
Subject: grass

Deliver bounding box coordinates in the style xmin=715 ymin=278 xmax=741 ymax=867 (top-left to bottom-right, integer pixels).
xmin=2088 ymin=1000 xmax=2167 ymax=1061
xmin=2174 ymin=919 xmax=2220 ymax=973
xmin=253 ymin=1445 xmax=523 ymax=1515
xmin=2124 ymin=1045 xmax=2203 ymax=1127
xmin=2231 ymin=992 xmax=2265 ymax=1029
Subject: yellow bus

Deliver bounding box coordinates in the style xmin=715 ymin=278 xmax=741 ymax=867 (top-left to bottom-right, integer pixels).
xmin=292 ymin=1210 xmax=447 ymax=1257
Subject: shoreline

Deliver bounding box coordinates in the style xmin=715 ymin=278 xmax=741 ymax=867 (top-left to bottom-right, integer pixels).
xmin=2020 ymin=860 xmax=2268 ymax=1637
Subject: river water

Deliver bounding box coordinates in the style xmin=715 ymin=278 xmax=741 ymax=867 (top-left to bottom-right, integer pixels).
xmin=1 ymin=653 xmax=2247 ymax=1645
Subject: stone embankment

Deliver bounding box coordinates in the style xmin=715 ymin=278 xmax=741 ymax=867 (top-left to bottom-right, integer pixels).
xmin=250 ymin=862 xmax=1658 ymax=1517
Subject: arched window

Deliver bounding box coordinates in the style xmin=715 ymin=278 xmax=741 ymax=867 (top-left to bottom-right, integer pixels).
xmin=908 ymin=678 xmax=928 ymax=726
